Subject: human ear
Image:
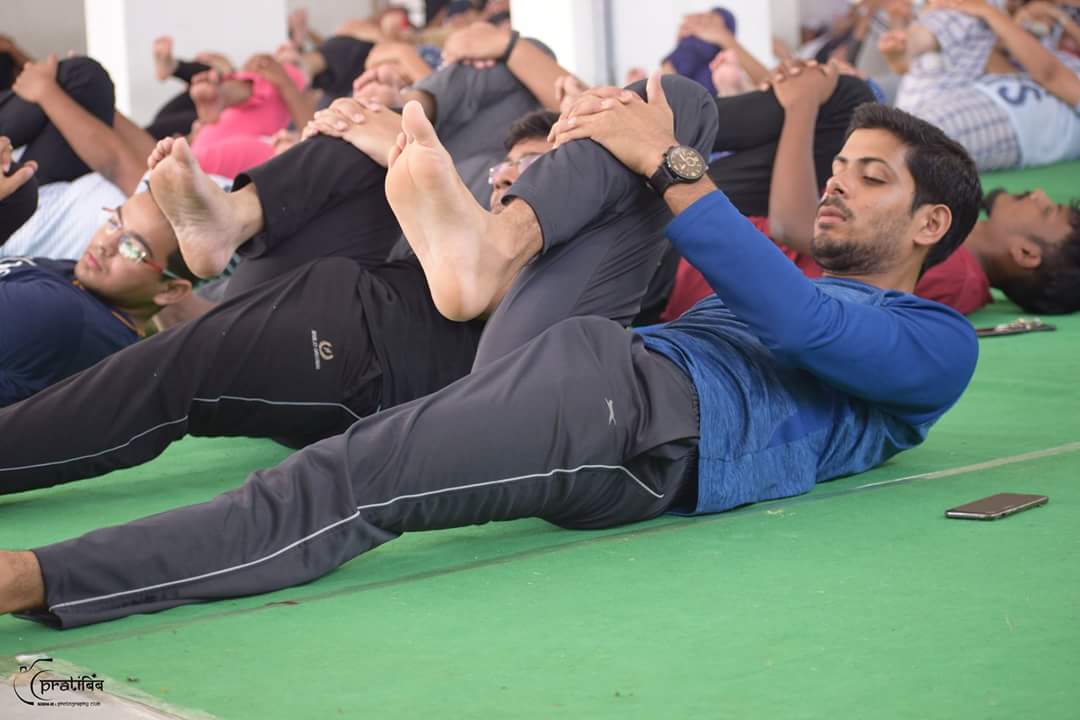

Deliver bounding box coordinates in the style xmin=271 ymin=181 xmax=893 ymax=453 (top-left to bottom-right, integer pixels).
xmin=153 ymin=279 xmax=193 ymax=307
xmin=913 ymin=203 xmax=952 ymax=249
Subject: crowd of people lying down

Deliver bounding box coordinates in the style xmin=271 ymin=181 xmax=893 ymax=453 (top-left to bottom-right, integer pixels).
xmin=0 ymin=0 xmax=1076 ymax=628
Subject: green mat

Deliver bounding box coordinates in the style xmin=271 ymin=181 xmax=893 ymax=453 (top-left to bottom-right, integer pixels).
xmin=1 ymin=164 xmax=1078 ymax=719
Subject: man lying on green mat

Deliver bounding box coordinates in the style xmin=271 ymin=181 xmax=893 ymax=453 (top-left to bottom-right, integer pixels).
xmin=742 ymin=57 xmax=1080 ymax=317
xmin=0 ymin=84 xmax=980 ymax=628
xmin=0 ymin=187 xmax=197 ymax=408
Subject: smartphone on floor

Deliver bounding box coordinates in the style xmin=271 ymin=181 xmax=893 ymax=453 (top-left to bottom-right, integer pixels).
xmin=945 ymin=493 xmax=1048 ymax=520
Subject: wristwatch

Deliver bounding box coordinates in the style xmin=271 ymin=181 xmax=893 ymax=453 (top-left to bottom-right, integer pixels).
xmin=647 ymin=145 xmax=707 ymax=196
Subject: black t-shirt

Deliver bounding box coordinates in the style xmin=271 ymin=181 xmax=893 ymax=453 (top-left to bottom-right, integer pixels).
xmin=358 ymin=257 xmax=485 ymax=408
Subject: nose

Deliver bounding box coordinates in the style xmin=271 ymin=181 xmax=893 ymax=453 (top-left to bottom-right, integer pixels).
xmin=823 ymin=172 xmax=848 ymax=198
xmin=492 ymin=166 xmax=518 ymax=190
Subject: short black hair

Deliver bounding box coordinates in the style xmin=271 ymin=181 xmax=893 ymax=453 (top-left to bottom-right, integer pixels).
xmin=504 ymin=110 xmax=559 ymax=152
xmin=996 ymin=201 xmax=1080 ymax=314
xmin=845 ymin=103 xmax=982 ymax=274
xmin=164 ymin=248 xmax=199 ymax=284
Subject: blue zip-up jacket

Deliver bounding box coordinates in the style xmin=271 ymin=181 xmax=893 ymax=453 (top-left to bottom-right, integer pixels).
xmin=637 ymin=191 xmax=978 ymax=514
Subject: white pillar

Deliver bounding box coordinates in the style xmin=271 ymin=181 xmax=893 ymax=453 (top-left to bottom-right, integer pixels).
xmin=84 ymin=0 xmax=288 ymax=125
xmin=511 ymin=0 xmax=778 ymax=88
xmin=770 ymin=0 xmax=801 ymax=55
xmin=608 ymin=0 xmax=776 ymax=87
xmin=509 ymin=0 xmax=609 ymax=85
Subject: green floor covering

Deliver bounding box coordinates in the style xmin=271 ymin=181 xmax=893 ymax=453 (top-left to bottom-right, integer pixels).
xmin=0 ymin=165 xmax=1078 ymax=718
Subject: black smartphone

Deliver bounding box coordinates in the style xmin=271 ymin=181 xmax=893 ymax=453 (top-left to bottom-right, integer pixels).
xmin=945 ymin=493 xmax=1048 ymax=520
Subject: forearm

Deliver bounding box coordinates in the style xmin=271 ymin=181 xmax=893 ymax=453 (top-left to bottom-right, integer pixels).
xmin=767 ymin=103 xmax=819 ymax=256
xmin=663 ymin=176 xmax=720 ymax=216
xmin=112 ymin=111 xmax=156 ymax=166
xmin=905 ymin=23 xmax=941 ymax=57
xmin=982 ymin=7 xmax=1080 ymax=103
xmin=663 ymin=189 xmax=975 ymax=418
xmin=506 ymin=38 xmax=573 ymax=111
xmin=277 ymin=81 xmax=315 ymax=129
xmin=37 ymin=87 xmax=143 ymax=194
xmin=391 ymin=46 xmax=433 ymax=84
xmin=728 ymin=38 xmax=771 ymax=86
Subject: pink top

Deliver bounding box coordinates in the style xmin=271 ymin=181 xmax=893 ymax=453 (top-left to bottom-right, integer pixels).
xmin=191 ymin=63 xmax=307 ymax=179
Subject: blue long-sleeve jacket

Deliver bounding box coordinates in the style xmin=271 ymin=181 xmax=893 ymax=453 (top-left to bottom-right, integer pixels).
xmin=636 ymin=191 xmax=978 ymax=514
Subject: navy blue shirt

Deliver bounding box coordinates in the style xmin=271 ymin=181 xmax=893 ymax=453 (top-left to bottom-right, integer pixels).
xmin=0 ymin=257 xmax=138 ymax=406
xmin=637 ymin=191 xmax=979 ymax=514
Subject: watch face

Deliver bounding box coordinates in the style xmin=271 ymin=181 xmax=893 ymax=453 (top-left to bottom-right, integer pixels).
xmin=667 ymin=146 xmax=706 ymax=181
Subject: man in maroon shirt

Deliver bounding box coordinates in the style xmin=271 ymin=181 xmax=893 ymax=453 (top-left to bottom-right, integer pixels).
xmin=664 ymin=60 xmax=1080 ymax=320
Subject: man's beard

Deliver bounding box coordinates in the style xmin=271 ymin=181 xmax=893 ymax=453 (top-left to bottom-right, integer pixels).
xmin=810 ymin=198 xmax=906 ymax=276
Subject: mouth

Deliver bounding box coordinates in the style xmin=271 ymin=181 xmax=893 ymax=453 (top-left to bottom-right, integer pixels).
xmin=816 ymin=207 xmax=848 ymax=223
xmin=84 ymin=252 xmax=102 ymax=271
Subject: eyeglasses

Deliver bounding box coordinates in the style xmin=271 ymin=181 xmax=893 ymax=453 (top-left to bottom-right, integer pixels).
xmin=103 ymin=207 xmax=181 ymax=280
xmin=488 ymin=153 xmax=542 ymax=185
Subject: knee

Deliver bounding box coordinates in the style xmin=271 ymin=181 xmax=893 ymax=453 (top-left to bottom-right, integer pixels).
xmin=658 ymin=74 xmax=719 ymax=156
xmin=56 ymin=56 xmax=115 ymax=109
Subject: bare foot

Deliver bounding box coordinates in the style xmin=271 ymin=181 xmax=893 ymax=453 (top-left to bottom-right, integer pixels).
xmin=385 ymin=101 xmax=532 ymax=321
xmin=153 ymin=36 xmax=176 ymax=82
xmin=289 ymin=8 xmax=310 ymax=47
xmin=148 ymin=137 xmax=262 ymax=278
xmin=275 ymin=41 xmax=301 ymax=68
xmin=624 ymin=67 xmax=647 ymax=86
xmin=353 ymin=65 xmax=408 ymax=106
xmin=710 ymin=50 xmax=753 ymax=97
xmin=0 ymin=551 xmax=44 ymax=614
xmin=147 ymin=136 xmax=176 ymax=170
xmin=190 ymin=70 xmax=224 ymax=125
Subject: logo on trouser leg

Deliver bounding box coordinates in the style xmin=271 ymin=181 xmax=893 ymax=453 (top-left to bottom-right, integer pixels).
xmin=311 ymin=330 xmax=335 ymax=370
xmin=606 ymin=398 xmax=616 ymax=426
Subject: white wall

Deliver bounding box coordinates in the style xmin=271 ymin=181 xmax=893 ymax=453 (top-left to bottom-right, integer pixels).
xmin=0 ymin=0 xmax=87 ymax=57
xmin=510 ymin=0 xmax=608 ymax=85
xmin=511 ymin=0 xmax=779 ymax=87
xmin=285 ymin=0 xmax=377 ymax=38
xmin=7 ymin=0 xmax=375 ymax=125
xmin=85 ymin=0 xmax=288 ymax=124
xmin=609 ymin=0 xmax=775 ymax=87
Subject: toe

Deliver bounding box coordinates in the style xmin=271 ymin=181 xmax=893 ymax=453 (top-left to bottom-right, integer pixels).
xmin=400 ymin=101 xmax=438 ymax=148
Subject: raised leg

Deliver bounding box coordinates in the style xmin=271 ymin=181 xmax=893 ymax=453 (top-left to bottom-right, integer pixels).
xmin=148 ymin=136 xmax=263 ymax=277
xmin=384 ymin=101 xmax=541 ymax=321
xmin=473 ymin=73 xmax=719 ymax=366
xmin=12 ymin=317 xmax=698 ymax=628
xmin=0 ymin=57 xmax=115 ymax=184
xmin=0 ymin=258 xmax=377 ymax=496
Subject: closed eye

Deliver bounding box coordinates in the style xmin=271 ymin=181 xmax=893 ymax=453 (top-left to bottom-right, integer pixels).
xmin=863 ymin=177 xmax=885 ymax=185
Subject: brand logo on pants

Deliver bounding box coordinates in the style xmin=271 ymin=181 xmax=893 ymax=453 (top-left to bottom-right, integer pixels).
xmin=311 ymin=330 xmax=335 ymax=370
